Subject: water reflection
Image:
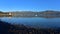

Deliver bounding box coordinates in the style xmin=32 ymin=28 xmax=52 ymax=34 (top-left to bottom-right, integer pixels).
xmin=0 ymin=17 xmax=60 ymax=28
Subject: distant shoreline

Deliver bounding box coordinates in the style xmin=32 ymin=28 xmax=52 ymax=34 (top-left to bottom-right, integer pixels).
xmin=0 ymin=10 xmax=60 ymax=18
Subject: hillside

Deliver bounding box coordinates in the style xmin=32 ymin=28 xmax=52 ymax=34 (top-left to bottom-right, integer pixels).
xmin=0 ymin=10 xmax=60 ymax=18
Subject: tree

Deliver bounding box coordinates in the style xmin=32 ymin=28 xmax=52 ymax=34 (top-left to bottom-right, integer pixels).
xmin=0 ymin=11 xmax=3 ymax=13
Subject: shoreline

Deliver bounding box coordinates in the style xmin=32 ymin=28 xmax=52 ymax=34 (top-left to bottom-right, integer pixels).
xmin=0 ymin=20 xmax=60 ymax=34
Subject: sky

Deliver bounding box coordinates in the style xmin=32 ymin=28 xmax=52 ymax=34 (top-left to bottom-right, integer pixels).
xmin=0 ymin=0 xmax=60 ymax=12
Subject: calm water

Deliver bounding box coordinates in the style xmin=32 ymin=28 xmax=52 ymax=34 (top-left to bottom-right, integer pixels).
xmin=0 ymin=17 xmax=60 ymax=28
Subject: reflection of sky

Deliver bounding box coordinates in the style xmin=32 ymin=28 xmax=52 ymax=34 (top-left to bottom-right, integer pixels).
xmin=0 ymin=0 xmax=60 ymax=12
xmin=0 ymin=17 xmax=60 ymax=28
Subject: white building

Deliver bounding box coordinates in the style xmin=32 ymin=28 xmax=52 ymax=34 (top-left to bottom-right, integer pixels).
xmin=9 ymin=12 xmax=12 ymax=15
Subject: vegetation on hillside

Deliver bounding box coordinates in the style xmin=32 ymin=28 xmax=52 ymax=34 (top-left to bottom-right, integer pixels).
xmin=0 ymin=10 xmax=60 ymax=18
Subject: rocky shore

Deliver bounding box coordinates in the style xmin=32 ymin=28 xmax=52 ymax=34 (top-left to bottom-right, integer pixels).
xmin=0 ymin=20 xmax=60 ymax=34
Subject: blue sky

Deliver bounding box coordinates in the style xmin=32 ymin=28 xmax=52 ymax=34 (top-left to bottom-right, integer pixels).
xmin=0 ymin=0 xmax=60 ymax=12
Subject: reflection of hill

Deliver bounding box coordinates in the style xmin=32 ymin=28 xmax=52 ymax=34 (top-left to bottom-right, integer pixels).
xmin=39 ymin=16 xmax=60 ymax=18
xmin=0 ymin=20 xmax=60 ymax=34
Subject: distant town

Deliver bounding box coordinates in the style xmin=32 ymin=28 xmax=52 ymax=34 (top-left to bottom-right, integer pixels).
xmin=0 ymin=10 xmax=60 ymax=18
